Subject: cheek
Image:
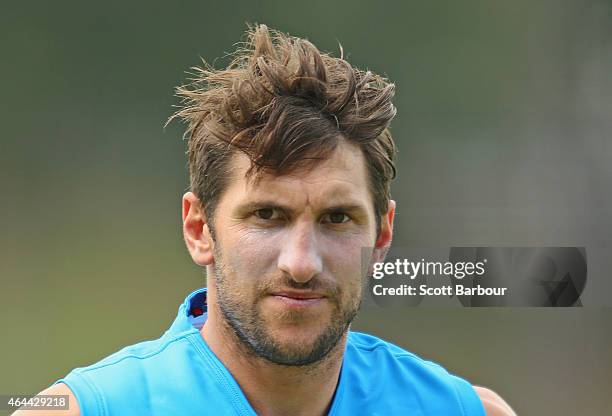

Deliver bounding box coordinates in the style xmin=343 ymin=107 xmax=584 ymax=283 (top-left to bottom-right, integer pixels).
xmin=218 ymin=227 xmax=281 ymax=279
xmin=322 ymin=233 xmax=371 ymax=286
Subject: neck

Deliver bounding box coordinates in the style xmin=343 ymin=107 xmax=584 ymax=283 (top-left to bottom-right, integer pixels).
xmin=201 ymin=303 xmax=346 ymax=416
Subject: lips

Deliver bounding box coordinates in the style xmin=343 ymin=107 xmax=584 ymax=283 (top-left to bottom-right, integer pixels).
xmin=271 ymin=290 xmax=326 ymax=300
xmin=268 ymin=290 xmax=327 ymax=309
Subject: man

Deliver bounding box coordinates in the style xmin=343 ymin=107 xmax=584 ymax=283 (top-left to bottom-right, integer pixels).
xmin=15 ymin=25 xmax=515 ymax=415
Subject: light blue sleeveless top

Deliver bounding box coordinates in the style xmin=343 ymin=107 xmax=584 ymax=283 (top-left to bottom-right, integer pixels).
xmin=55 ymin=288 xmax=485 ymax=415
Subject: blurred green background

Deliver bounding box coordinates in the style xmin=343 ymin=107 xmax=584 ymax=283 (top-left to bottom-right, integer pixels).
xmin=1 ymin=1 xmax=611 ymax=414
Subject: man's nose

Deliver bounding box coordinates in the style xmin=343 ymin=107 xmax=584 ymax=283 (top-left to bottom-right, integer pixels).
xmin=277 ymin=221 xmax=323 ymax=283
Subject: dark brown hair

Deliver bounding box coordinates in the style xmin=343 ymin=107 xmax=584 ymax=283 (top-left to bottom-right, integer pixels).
xmin=169 ymin=24 xmax=397 ymax=237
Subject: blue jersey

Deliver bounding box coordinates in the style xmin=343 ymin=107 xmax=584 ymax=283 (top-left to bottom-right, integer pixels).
xmin=55 ymin=288 xmax=485 ymax=415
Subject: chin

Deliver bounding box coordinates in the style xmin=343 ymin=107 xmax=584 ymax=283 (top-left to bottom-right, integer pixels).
xmin=269 ymin=321 xmax=329 ymax=346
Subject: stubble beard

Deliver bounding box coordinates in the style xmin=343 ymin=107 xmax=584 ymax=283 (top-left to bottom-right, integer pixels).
xmin=212 ymin=252 xmax=362 ymax=367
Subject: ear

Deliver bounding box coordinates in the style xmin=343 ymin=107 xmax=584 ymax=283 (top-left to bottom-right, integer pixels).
xmin=372 ymin=199 xmax=396 ymax=263
xmin=182 ymin=192 xmax=215 ymax=266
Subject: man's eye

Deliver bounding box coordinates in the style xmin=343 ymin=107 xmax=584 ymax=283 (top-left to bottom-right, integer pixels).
xmin=254 ymin=208 xmax=279 ymax=220
xmin=323 ymin=212 xmax=350 ymax=224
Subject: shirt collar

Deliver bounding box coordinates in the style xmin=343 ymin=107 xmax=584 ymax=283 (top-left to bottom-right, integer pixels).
xmin=167 ymin=287 xmax=208 ymax=335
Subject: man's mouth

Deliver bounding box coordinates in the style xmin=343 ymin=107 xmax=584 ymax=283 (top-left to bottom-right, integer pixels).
xmin=269 ymin=290 xmax=327 ymax=308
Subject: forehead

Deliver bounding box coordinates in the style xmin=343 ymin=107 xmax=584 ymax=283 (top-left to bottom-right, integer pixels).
xmin=223 ymin=140 xmax=372 ymax=208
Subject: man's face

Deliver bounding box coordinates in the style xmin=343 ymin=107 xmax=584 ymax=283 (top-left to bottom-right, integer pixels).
xmin=205 ymin=141 xmax=387 ymax=366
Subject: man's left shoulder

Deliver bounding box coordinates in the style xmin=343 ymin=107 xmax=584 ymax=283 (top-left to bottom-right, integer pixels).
xmin=347 ymin=332 xmax=515 ymax=415
xmin=347 ymin=332 xmax=482 ymax=411
xmin=347 ymin=331 xmax=464 ymax=374
xmin=473 ymin=386 xmax=517 ymax=416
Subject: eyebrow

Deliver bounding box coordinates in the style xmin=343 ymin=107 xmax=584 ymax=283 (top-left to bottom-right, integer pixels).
xmin=234 ymin=200 xmax=370 ymax=217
